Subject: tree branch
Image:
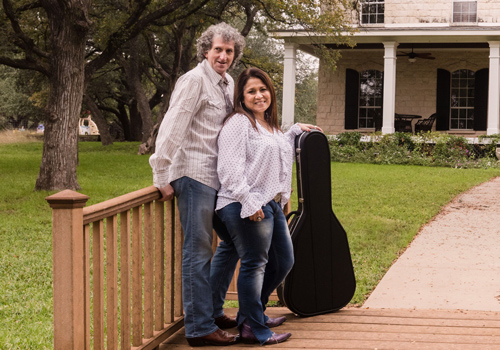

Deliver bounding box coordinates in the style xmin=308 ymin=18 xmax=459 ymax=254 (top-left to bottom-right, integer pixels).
xmin=241 ymin=4 xmax=258 ymax=37
xmin=3 ymin=0 xmax=51 ymax=60
xmin=16 ymin=1 xmax=42 ymax=12
xmin=85 ymin=0 xmax=209 ymax=81
xmin=0 ymin=56 xmax=50 ymax=76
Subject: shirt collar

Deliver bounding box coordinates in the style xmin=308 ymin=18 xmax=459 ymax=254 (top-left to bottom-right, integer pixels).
xmin=200 ymin=59 xmax=228 ymax=87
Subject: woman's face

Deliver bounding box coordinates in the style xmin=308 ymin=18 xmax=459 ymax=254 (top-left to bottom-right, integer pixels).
xmin=242 ymin=77 xmax=271 ymax=118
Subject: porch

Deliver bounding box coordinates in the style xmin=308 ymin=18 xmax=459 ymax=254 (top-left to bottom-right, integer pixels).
xmin=278 ymin=31 xmax=500 ymax=137
xmin=46 ymin=184 xmax=500 ymax=350
xmin=162 ymin=307 xmax=500 ymax=350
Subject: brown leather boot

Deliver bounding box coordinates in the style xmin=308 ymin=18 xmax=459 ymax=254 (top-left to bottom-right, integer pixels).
xmin=186 ymin=329 xmax=239 ymax=347
xmin=214 ymin=314 xmax=238 ymax=329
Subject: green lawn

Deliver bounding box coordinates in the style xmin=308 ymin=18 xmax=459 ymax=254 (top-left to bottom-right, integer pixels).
xmin=1 ymin=141 xmax=499 ymax=349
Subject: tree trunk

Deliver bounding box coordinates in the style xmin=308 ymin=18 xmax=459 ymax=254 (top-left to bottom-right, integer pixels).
xmin=121 ymin=37 xmax=154 ymax=143
xmin=83 ymin=94 xmax=113 ymax=145
xmin=35 ymin=0 xmax=91 ymax=191
xmin=129 ymin=102 xmax=143 ymax=141
xmin=138 ymin=87 xmax=173 ymax=155
xmin=117 ymin=103 xmax=133 ymax=141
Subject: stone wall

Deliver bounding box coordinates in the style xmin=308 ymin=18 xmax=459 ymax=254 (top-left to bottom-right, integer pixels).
xmin=349 ymin=0 xmax=500 ymax=25
xmin=317 ymin=49 xmax=489 ymax=135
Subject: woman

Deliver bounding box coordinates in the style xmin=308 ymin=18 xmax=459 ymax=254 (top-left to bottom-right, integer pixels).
xmin=215 ymin=67 xmax=321 ymax=345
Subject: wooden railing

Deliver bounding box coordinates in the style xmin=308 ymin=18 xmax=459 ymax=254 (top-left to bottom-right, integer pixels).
xmin=46 ymin=186 xmax=184 ymax=350
xmin=46 ymin=186 xmax=282 ymax=349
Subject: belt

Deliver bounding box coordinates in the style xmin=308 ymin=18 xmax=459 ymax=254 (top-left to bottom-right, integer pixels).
xmin=273 ymin=193 xmax=282 ymax=203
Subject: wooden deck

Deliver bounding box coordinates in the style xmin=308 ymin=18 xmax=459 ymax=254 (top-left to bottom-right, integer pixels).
xmin=160 ymin=307 xmax=500 ymax=350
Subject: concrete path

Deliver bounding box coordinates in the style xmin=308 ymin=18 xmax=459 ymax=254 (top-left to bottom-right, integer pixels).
xmin=363 ymin=176 xmax=500 ymax=311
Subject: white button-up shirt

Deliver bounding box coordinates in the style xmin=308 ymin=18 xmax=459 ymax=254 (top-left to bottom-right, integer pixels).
xmin=149 ymin=59 xmax=234 ymax=190
xmin=216 ymin=113 xmax=302 ymax=218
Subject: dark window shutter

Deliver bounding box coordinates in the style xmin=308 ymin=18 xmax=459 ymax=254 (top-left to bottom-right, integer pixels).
xmin=436 ymin=69 xmax=451 ymax=131
xmin=345 ymin=68 xmax=359 ymax=129
xmin=474 ymin=68 xmax=488 ymax=131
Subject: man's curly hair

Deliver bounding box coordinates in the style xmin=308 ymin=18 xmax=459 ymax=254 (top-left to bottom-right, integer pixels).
xmin=196 ymin=22 xmax=245 ymax=69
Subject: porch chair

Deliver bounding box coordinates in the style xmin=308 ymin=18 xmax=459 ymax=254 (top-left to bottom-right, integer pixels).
xmin=394 ymin=114 xmax=413 ymax=133
xmin=414 ymin=113 xmax=437 ymax=134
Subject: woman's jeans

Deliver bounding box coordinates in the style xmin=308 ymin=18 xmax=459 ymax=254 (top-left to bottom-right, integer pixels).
xmin=214 ymin=200 xmax=294 ymax=344
xmin=171 ymin=177 xmax=237 ymax=338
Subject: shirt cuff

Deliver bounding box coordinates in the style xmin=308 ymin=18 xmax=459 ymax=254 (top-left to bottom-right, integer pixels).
xmin=153 ymin=171 xmax=170 ymax=189
xmin=240 ymin=193 xmax=264 ymax=219
xmin=289 ymin=123 xmax=303 ymax=136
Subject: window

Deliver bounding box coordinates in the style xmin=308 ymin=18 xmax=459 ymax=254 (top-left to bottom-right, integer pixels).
xmin=453 ymin=1 xmax=477 ymax=23
xmin=361 ymin=0 xmax=384 ymax=24
xmin=450 ymin=69 xmax=475 ymax=130
xmin=358 ymin=70 xmax=383 ymax=129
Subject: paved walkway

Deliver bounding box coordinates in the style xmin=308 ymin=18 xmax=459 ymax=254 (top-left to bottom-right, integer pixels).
xmin=363 ymin=176 xmax=500 ymax=311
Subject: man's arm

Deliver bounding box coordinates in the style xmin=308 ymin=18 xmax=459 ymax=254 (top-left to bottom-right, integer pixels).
xmin=149 ymin=74 xmax=203 ymax=194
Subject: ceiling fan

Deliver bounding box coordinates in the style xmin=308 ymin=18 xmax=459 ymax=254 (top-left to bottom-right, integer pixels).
xmin=397 ymin=47 xmax=435 ymax=62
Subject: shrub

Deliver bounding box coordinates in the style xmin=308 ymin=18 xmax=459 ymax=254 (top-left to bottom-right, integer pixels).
xmin=332 ymin=131 xmax=363 ymax=148
xmin=478 ymin=134 xmax=500 ymax=158
xmin=328 ymin=131 xmax=500 ymax=169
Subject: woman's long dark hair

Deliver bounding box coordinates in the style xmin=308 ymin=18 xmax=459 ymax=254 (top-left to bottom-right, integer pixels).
xmin=225 ymin=67 xmax=280 ymax=131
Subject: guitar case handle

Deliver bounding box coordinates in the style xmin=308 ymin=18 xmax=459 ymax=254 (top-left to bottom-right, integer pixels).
xmin=285 ymin=210 xmax=299 ymax=221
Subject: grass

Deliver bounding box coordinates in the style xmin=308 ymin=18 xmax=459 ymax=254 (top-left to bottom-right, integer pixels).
xmin=0 ymin=141 xmax=152 ymax=350
xmin=319 ymin=163 xmax=500 ymax=303
xmin=0 ymin=129 xmax=40 ymax=144
xmin=1 ymin=140 xmax=499 ymax=349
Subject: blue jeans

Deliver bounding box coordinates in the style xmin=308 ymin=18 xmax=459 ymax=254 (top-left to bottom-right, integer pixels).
xmin=171 ymin=177 xmax=236 ymax=338
xmin=211 ymin=215 xmax=239 ymax=319
xmin=216 ymin=200 xmax=294 ymax=344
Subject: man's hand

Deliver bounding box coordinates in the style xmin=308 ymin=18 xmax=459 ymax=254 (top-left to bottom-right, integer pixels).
xmin=158 ymin=184 xmax=175 ymax=201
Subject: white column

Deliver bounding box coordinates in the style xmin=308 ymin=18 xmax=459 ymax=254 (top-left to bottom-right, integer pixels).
xmin=282 ymin=42 xmax=297 ymax=128
xmin=487 ymin=41 xmax=500 ymax=135
xmin=381 ymin=42 xmax=398 ymax=134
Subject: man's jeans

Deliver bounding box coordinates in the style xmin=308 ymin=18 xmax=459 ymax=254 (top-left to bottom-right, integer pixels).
xmin=215 ymin=200 xmax=294 ymax=344
xmin=171 ymin=177 xmax=236 ymax=338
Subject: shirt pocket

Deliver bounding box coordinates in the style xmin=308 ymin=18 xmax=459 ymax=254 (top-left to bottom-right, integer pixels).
xmin=205 ymin=100 xmax=225 ymax=126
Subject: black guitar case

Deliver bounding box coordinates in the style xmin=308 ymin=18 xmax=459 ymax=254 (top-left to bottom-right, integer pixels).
xmin=278 ymin=130 xmax=356 ymax=317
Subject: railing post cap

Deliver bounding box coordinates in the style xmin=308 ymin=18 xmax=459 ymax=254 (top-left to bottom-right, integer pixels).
xmin=46 ymin=189 xmax=90 ymax=209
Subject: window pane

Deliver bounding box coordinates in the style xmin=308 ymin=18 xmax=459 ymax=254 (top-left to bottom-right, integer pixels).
xmin=453 ymin=1 xmax=477 ymax=23
xmin=451 ymin=93 xmax=459 ymax=107
xmin=450 ymin=69 xmax=475 ymax=129
xmin=361 ymin=0 xmax=384 ymax=24
xmin=358 ymin=69 xmax=383 ymax=128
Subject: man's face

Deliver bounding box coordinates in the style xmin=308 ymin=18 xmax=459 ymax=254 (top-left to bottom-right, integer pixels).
xmin=205 ymin=36 xmax=235 ymax=76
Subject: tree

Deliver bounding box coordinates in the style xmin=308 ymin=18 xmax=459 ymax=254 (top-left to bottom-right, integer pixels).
xmin=0 ymin=66 xmax=45 ymax=129
xmin=0 ymin=0 xmax=211 ymax=190
xmin=0 ymin=0 xmax=353 ymax=191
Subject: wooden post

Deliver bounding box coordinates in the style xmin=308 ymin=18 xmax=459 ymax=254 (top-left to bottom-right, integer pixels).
xmin=46 ymin=190 xmax=89 ymax=350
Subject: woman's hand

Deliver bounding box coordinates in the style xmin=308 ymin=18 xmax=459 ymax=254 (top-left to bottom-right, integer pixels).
xmin=249 ymin=208 xmax=265 ymax=222
xmin=298 ymin=123 xmax=323 ymax=133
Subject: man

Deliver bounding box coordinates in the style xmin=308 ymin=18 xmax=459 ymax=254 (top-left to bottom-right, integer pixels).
xmin=149 ymin=22 xmax=244 ymax=346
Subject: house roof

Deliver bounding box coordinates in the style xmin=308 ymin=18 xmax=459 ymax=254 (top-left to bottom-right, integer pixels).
xmin=274 ymin=26 xmax=500 ymax=56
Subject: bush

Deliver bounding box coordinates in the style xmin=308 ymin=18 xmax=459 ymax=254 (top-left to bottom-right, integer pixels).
xmin=328 ymin=131 xmax=500 ymax=169
xmin=478 ymin=134 xmax=500 ymax=158
xmin=333 ymin=131 xmax=363 ymax=148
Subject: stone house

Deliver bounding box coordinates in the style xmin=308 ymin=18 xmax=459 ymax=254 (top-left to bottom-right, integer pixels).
xmin=276 ymin=0 xmax=500 ymax=136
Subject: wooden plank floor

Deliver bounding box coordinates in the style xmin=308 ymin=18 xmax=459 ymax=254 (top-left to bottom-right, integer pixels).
xmin=159 ymin=307 xmax=500 ymax=350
